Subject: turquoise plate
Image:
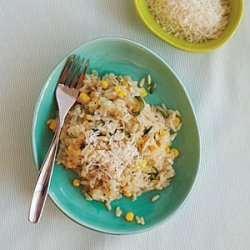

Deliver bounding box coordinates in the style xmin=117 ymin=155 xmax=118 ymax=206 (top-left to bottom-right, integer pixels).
xmin=32 ymin=37 xmax=200 ymax=234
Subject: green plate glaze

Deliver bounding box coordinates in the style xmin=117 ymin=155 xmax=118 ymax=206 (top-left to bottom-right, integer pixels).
xmin=32 ymin=37 xmax=200 ymax=234
xmin=135 ymin=0 xmax=243 ymax=53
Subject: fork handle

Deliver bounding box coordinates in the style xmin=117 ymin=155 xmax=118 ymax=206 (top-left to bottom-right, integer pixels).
xmin=28 ymin=125 xmax=61 ymax=223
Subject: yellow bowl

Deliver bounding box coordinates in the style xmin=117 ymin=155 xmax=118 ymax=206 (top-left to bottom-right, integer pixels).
xmin=134 ymin=0 xmax=243 ymax=53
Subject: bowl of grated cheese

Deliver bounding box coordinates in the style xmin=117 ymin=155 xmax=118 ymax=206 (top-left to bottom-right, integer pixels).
xmin=135 ymin=0 xmax=243 ymax=52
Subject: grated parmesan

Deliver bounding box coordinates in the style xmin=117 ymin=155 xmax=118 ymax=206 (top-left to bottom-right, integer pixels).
xmin=147 ymin=0 xmax=231 ymax=43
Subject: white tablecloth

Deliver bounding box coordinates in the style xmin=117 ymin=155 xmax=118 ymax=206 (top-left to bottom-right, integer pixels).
xmin=1 ymin=1 xmax=249 ymax=249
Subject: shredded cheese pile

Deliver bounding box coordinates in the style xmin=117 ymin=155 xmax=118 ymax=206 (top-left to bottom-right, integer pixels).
xmin=147 ymin=0 xmax=231 ymax=43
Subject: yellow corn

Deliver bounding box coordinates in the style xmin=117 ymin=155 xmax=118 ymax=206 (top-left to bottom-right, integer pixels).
xmin=118 ymin=91 xmax=127 ymax=98
xmin=125 ymin=212 xmax=134 ymax=222
xmin=140 ymin=160 xmax=147 ymax=168
xmin=77 ymin=92 xmax=90 ymax=104
xmin=72 ymin=179 xmax=81 ymax=187
xmin=101 ymin=80 xmax=109 ymax=89
xmin=171 ymin=148 xmax=179 ymax=158
xmin=115 ymin=85 xmax=122 ymax=93
xmin=140 ymin=88 xmax=147 ymax=97
xmin=174 ymin=117 xmax=181 ymax=126
xmin=165 ymin=144 xmax=171 ymax=153
xmin=161 ymin=130 xmax=167 ymax=136
xmin=68 ymin=145 xmax=73 ymax=151
xmin=155 ymin=132 xmax=160 ymax=141
xmin=86 ymin=114 xmax=92 ymax=120
xmin=47 ymin=119 xmax=57 ymax=132
xmin=123 ymin=191 xmax=132 ymax=197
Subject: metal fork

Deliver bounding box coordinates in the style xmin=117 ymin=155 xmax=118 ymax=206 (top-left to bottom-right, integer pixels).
xmin=28 ymin=55 xmax=89 ymax=223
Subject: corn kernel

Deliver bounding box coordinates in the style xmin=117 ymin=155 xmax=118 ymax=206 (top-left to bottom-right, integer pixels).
xmin=86 ymin=114 xmax=92 ymax=120
xmin=165 ymin=144 xmax=171 ymax=153
xmin=140 ymin=88 xmax=147 ymax=97
xmin=118 ymin=91 xmax=127 ymax=98
xmin=171 ymin=148 xmax=179 ymax=158
xmin=68 ymin=145 xmax=73 ymax=151
xmin=155 ymin=132 xmax=160 ymax=140
xmin=101 ymin=80 xmax=109 ymax=89
xmin=140 ymin=160 xmax=147 ymax=168
xmin=161 ymin=130 xmax=167 ymax=136
xmin=47 ymin=119 xmax=57 ymax=132
xmin=123 ymin=191 xmax=132 ymax=197
xmin=77 ymin=92 xmax=90 ymax=104
xmin=72 ymin=179 xmax=81 ymax=187
xmin=174 ymin=117 xmax=181 ymax=126
xmin=125 ymin=212 xmax=134 ymax=222
xmin=115 ymin=85 xmax=122 ymax=93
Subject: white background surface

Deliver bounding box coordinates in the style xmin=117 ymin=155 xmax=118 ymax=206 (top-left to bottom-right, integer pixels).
xmin=0 ymin=0 xmax=249 ymax=249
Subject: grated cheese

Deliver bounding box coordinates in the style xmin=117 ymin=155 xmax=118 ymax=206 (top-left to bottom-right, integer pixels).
xmin=147 ymin=0 xmax=231 ymax=43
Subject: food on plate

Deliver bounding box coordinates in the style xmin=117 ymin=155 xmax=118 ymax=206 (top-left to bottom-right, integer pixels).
xmin=115 ymin=206 xmax=123 ymax=217
xmin=48 ymin=71 xmax=182 ymax=223
xmin=125 ymin=212 xmax=135 ymax=222
xmin=147 ymin=0 xmax=231 ymax=43
xmin=151 ymin=194 xmax=160 ymax=202
xmin=135 ymin=216 xmax=145 ymax=225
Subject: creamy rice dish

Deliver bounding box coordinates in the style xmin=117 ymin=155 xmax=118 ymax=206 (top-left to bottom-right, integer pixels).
xmin=48 ymin=71 xmax=182 ymax=211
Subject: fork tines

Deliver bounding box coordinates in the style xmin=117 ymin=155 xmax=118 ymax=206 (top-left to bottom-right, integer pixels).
xmin=58 ymin=54 xmax=89 ymax=89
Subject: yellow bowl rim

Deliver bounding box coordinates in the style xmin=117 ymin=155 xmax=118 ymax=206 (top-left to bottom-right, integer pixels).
xmin=134 ymin=0 xmax=244 ymax=53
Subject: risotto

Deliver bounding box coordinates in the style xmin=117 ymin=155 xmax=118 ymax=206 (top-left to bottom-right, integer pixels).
xmin=48 ymin=71 xmax=182 ymax=208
